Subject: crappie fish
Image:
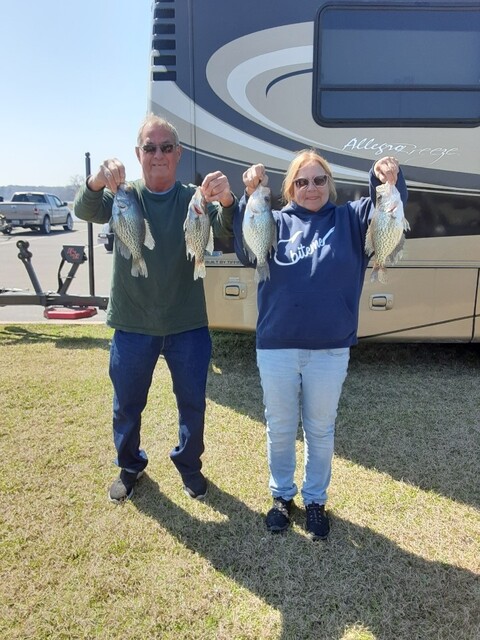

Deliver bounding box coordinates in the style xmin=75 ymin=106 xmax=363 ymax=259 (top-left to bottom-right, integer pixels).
xmin=111 ymin=183 xmax=155 ymax=278
xmin=365 ymin=182 xmax=410 ymax=284
xmin=184 ymin=187 xmax=213 ymax=280
xmin=242 ymin=183 xmax=276 ymax=282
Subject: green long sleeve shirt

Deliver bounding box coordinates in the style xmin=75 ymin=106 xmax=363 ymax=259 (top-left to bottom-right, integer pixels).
xmin=74 ymin=180 xmax=235 ymax=336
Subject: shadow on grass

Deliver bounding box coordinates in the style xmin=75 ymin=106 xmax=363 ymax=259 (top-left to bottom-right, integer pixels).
xmin=208 ymin=337 xmax=480 ymax=510
xmin=0 ymin=324 xmax=111 ymax=350
xmin=337 ymin=342 xmax=480 ymax=509
xmin=133 ymin=476 xmax=479 ymax=640
xmin=208 ymin=330 xmax=264 ymax=423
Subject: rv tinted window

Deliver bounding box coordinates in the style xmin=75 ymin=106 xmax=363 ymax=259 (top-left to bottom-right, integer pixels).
xmin=313 ymin=3 xmax=480 ymax=126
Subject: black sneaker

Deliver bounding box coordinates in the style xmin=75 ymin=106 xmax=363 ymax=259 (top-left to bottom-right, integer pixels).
xmin=183 ymin=472 xmax=208 ymax=500
xmin=305 ymin=503 xmax=330 ymax=540
xmin=108 ymin=469 xmax=144 ymax=504
xmin=265 ymin=497 xmax=293 ymax=533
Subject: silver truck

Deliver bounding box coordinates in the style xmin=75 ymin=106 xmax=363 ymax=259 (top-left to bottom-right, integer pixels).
xmin=0 ymin=192 xmax=74 ymax=234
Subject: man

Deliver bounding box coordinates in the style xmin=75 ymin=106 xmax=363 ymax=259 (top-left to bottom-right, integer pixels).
xmin=74 ymin=114 xmax=236 ymax=503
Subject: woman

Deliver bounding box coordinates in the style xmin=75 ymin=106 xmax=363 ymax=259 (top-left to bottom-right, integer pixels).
xmin=234 ymin=151 xmax=407 ymax=540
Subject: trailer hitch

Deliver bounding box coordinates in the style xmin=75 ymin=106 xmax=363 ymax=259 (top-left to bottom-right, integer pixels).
xmin=0 ymin=240 xmax=109 ymax=313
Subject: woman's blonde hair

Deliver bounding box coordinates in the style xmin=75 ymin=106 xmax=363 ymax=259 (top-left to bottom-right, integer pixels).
xmin=281 ymin=149 xmax=337 ymax=204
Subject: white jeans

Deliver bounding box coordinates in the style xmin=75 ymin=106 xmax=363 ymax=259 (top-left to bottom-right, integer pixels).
xmin=256 ymin=348 xmax=350 ymax=505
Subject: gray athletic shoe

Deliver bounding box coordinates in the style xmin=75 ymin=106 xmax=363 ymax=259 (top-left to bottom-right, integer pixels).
xmin=108 ymin=469 xmax=144 ymax=503
xmin=182 ymin=473 xmax=208 ymax=500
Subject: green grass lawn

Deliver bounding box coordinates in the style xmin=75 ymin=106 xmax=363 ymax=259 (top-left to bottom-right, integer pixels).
xmin=0 ymin=324 xmax=479 ymax=639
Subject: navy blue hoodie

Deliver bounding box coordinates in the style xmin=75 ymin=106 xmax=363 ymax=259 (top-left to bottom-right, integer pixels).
xmin=233 ymin=167 xmax=408 ymax=349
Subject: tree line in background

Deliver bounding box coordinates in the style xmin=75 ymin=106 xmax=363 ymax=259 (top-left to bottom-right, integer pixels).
xmin=0 ymin=175 xmax=84 ymax=202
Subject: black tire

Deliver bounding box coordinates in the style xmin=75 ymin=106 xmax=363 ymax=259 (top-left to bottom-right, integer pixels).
xmin=63 ymin=213 xmax=74 ymax=231
xmin=40 ymin=215 xmax=51 ymax=234
xmin=105 ymin=234 xmax=114 ymax=252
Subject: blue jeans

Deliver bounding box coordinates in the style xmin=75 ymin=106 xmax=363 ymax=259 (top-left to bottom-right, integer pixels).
xmin=109 ymin=327 xmax=212 ymax=480
xmin=256 ymin=348 xmax=350 ymax=505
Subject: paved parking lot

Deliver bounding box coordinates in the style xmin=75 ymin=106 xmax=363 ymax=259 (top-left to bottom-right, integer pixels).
xmin=0 ymin=220 xmax=112 ymax=323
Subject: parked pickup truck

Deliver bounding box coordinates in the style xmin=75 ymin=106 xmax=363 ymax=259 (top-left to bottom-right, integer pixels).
xmin=0 ymin=192 xmax=74 ymax=234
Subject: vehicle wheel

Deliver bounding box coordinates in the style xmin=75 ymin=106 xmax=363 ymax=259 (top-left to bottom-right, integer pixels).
xmin=1 ymin=227 xmax=12 ymax=235
xmin=105 ymin=235 xmax=114 ymax=252
xmin=40 ymin=216 xmax=51 ymax=234
xmin=63 ymin=213 xmax=74 ymax=231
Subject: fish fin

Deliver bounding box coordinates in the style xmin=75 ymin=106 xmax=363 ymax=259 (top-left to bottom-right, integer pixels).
xmin=364 ymin=228 xmax=374 ymax=256
xmin=243 ymin=241 xmax=256 ymax=264
xmin=271 ymin=225 xmax=278 ymax=252
xmin=194 ymin=261 xmax=206 ymax=280
xmin=186 ymin=245 xmax=194 ymax=261
xmin=403 ymin=217 xmax=411 ymax=232
xmin=115 ymin=237 xmax=132 ymax=260
xmin=131 ymin=257 xmax=148 ymax=278
xmin=387 ymin=235 xmax=406 ymax=264
xmin=387 ymin=248 xmax=403 ymax=265
xmin=206 ymin=227 xmax=214 ymax=255
xmin=143 ymin=220 xmax=155 ymax=250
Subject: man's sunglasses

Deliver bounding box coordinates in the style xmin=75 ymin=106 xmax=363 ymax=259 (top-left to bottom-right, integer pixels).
xmin=293 ymin=175 xmax=329 ymax=189
xmin=140 ymin=143 xmax=176 ymax=154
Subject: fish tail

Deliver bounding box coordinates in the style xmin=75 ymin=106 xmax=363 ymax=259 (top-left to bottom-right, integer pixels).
xmin=255 ymin=263 xmax=270 ymax=283
xmin=115 ymin=237 xmax=132 ymax=260
xmin=378 ymin=267 xmax=388 ymax=284
xmin=131 ymin=257 xmax=149 ymax=278
xmin=370 ymin=262 xmax=390 ymax=283
xmin=194 ymin=260 xmax=206 ymax=280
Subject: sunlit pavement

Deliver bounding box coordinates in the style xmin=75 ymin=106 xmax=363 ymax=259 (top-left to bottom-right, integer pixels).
xmin=0 ymin=221 xmax=111 ymax=324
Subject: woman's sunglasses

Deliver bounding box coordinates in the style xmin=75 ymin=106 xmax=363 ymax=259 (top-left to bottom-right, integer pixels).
xmin=293 ymin=175 xmax=329 ymax=189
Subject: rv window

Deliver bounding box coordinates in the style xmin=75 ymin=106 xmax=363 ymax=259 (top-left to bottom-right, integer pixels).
xmin=313 ymin=3 xmax=480 ymax=127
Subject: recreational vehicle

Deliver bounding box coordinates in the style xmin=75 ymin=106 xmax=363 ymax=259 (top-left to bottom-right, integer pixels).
xmin=148 ymin=0 xmax=480 ymax=342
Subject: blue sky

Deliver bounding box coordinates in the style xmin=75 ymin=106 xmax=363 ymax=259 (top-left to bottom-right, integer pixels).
xmin=0 ymin=0 xmax=153 ymax=186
